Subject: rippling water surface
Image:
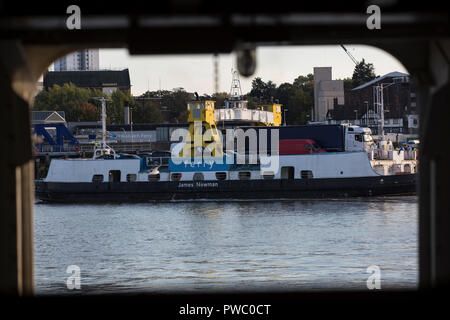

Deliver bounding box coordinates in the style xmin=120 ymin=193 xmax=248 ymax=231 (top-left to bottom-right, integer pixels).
xmin=34 ymin=197 xmax=418 ymax=294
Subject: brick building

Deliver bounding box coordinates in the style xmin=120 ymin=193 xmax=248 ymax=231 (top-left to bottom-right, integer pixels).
xmin=43 ymin=69 xmax=131 ymax=95
xmin=327 ymin=71 xmax=418 ymax=134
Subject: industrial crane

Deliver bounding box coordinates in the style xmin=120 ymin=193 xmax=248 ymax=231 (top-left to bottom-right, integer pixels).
xmin=340 ymin=45 xmax=359 ymax=65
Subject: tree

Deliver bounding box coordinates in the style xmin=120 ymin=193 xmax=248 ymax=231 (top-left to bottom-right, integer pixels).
xmin=352 ymin=59 xmax=377 ymax=88
xmin=212 ymin=92 xmax=229 ymax=108
xmin=342 ymin=77 xmax=353 ymax=91
xmin=274 ymin=76 xmax=314 ymax=125
xmin=248 ymin=77 xmax=277 ymax=103
xmin=276 ymin=83 xmax=294 ymax=106
xmin=78 ymin=101 xmax=99 ymax=121
xmin=33 ymin=83 xmax=106 ymax=122
xmin=293 ymin=74 xmax=313 ymax=90
xmin=133 ymin=98 xmax=163 ymax=123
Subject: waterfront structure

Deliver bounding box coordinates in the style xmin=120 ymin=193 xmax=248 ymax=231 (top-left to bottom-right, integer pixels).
xmin=326 ymin=71 xmax=418 ymax=134
xmin=53 ymin=49 xmax=99 ymax=71
xmin=35 ymin=98 xmax=416 ymax=202
xmin=313 ymin=67 xmax=345 ymax=122
xmin=31 ymin=111 xmax=66 ymax=124
xmin=43 ymin=69 xmax=131 ymax=95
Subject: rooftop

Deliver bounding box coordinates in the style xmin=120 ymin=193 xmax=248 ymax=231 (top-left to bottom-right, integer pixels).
xmin=43 ymin=69 xmax=131 ymax=90
xmin=352 ymin=71 xmax=409 ymax=91
xmin=31 ymin=110 xmax=66 ymax=123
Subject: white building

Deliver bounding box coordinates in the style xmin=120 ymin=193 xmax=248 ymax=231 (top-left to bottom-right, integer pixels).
xmin=54 ymin=49 xmax=99 ymax=71
xmin=313 ymin=67 xmax=344 ymax=121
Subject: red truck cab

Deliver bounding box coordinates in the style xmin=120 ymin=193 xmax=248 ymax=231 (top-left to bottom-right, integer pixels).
xmin=279 ymin=139 xmax=327 ymax=155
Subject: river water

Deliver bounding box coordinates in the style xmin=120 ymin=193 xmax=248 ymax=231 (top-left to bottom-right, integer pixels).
xmin=34 ymin=196 xmax=418 ymax=294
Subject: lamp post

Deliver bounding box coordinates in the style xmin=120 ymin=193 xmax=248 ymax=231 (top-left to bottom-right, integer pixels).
xmin=283 ymin=108 xmax=288 ymax=126
xmin=354 ymin=109 xmax=358 ymax=125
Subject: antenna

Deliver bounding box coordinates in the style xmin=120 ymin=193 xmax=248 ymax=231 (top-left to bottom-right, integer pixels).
xmin=229 ymin=69 xmax=242 ymax=99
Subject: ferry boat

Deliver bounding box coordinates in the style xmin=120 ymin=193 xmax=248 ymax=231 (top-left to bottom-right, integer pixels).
xmin=35 ymin=95 xmax=417 ymax=202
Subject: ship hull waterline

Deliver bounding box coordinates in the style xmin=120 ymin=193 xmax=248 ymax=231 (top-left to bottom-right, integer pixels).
xmin=35 ymin=174 xmax=417 ymax=202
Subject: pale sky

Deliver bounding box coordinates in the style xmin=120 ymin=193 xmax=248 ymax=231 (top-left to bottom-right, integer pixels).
xmin=98 ymin=45 xmax=408 ymax=96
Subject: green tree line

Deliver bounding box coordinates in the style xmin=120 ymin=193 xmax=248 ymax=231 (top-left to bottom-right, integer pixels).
xmin=33 ymin=83 xmax=164 ymax=124
xmin=33 ymin=60 xmax=376 ymax=125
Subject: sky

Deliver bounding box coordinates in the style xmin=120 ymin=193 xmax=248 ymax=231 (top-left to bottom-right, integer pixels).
xmin=98 ymin=44 xmax=408 ymax=96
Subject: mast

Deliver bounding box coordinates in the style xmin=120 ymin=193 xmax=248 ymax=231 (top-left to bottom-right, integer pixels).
xmin=101 ymin=97 xmax=106 ymax=149
xmin=229 ymin=69 xmax=242 ymax=99
xmin=374 ymin=82 xmax=394 ymax=141
xmin=91 ymin=96 xmax=115 ymax=158
xmin=380 ymin=84 xmax=385 ymax=141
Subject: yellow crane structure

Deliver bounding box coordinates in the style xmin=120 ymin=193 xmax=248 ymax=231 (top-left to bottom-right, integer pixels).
xmin=178 ymin=99 xmax=223 ymax=158
xmin=177 ymin=71 xmax=282 ymax=159
xmin=178 ymin=98 xmax=282 ymax=159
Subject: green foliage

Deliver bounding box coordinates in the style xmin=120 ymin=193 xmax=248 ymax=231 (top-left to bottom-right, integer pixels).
xmin=33 ymin=84 xmax=164 ymax=124
xmin=33 ymin=83 xmax=105 ymax=122
xmin=34 ymin=74 xmax=320 ymax=126
xmin=246 ymin=74 xmax=314 ymax=125
xmin=352 ymin=59 xmax=377 ymax=88
xmin=133 ymin=95 xmax=164 ymax=124
xmin=136 ymin=90 xmax=193 ymax=123
xmin=248 ymin=77 xmax=277 ymax=102
xmin=343 ymin=77 xmax=353 ymax=91
xmin=212 ymin=92 xmax=228 ymax=108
